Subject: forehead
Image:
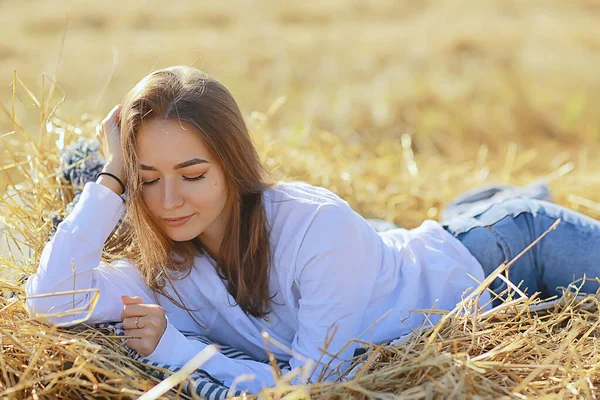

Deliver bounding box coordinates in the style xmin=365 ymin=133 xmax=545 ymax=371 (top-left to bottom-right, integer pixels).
xmin=136 ymin=119 xmax=211 ymax=162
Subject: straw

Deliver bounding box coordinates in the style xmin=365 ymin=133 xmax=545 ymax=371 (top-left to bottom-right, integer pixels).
xmin=2 ymin=74 xmax=600 ymax=399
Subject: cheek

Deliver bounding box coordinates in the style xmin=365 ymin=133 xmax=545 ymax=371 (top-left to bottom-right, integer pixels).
xmin=208 ymin=180 xmax=226 ymax=201
xmin=141 ymin=188 xmax=160 ymax=213
xmin=189 ymin=184 xmax=226 ymax=210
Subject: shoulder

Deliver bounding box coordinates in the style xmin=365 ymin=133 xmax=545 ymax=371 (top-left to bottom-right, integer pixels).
xmin=263 ymin=183 xmax=382 ymax=292
xmin=262 ymin=180 xmax=356 ymax=239
xmin=263 ymin=180 xmax=350 ymax=207
xmin=262 ymin=180 xmax=363 ymax=262
xmin=265 ymin=181 xmax=371 ymax=250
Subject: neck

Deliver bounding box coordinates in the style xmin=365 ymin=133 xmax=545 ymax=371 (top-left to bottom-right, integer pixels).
xmin=198 ymin=203 xmax=232 ymax=261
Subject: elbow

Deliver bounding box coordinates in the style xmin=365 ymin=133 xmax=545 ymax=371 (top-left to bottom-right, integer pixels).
xmin=24 ymin=274 xmax=44 ymax=316
xmin=24 ymin=275 xmax=55 ymax=323
xmin=24 ymin=275 xmax=84 ymax=328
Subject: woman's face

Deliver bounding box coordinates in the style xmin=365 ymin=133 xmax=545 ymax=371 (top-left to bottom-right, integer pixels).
xmin=136 ymin=118 xmax=230 ymax=251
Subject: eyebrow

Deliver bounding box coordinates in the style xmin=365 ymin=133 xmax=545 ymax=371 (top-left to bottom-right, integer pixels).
xmin=140 ymin=158 xmax=210 ymax=171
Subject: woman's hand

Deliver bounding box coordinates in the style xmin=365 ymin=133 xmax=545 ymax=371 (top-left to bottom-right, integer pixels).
xmin=121 ymin=295 xmax=168 ymax=357
xmin=96 ymin=104 xmax=126 ymax=182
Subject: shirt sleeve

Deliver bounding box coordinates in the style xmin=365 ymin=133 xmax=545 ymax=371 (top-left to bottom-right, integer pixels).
xmin=25 ymin=182 xmax=156 ymax=326
xmin=289 ymin=204 xmax=379 ymax=384
xmin=146 ymin=318 xmax=278 ymax=393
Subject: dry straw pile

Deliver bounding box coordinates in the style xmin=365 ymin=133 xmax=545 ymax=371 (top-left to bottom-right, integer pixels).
xmin=2 ymin=75 xmax=600 ymax=399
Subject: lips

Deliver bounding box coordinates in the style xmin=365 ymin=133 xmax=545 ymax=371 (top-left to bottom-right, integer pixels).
xmin=164 ymin=215 xmax=192 ymax=221
xmin=162 ymin=214 xmax=194 ymax=227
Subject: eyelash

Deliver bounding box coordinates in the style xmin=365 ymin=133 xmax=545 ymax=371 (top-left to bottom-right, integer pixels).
xmin=142 ymin=173 xmax=206 ymax=186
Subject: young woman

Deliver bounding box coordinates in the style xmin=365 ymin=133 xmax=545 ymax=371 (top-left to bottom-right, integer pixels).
xmin=25 ymin=66 xmax=600 ymax=393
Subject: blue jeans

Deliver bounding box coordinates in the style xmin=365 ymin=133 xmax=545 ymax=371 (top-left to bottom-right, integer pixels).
xmin=442 ymin=198 xmax=600 ymax=306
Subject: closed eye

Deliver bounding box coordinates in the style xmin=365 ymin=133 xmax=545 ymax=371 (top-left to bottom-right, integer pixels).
xmin=183 ymin=173 xmax=206 ymax=182
xmin=142 ymin=173 xmax=206 ymax=186
xmin=142 ymin=178 xmax=159 ymax=186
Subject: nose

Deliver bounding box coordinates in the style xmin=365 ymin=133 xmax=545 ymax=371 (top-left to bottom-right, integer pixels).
xmin=162 ymin=178 xmax=184 ymax=210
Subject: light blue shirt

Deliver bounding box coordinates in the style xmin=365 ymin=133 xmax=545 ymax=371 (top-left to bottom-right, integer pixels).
xmin=25 ymin=181 xmax=489 ymax=393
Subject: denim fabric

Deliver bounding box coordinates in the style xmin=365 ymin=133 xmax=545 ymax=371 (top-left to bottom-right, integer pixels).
xmin=440 ymin=180 xmax=553 ymax=223
xmin=51 ymin=137 xmax=108 ymax=236
xmin=442 ymin=197 xmax=600 ymax=306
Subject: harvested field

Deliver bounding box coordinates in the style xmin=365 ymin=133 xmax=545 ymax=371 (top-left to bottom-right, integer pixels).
xmin=1 ymin=1 xmax=600 ymax=398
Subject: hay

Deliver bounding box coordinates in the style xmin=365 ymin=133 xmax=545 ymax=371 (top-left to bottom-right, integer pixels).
xmin=2 ymin=75 xmax=600 ymax=399
xmin=307 ymin=288 xmax=600 ymax=399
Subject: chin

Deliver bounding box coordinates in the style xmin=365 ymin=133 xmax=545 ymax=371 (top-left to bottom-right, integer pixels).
xmin=168 ymin=233 xmax=201 ymax=242
xmin=164 ymin=227 xmax=203 ymax=242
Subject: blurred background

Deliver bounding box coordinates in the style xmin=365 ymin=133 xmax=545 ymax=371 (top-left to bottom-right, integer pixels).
xmin=1 ymin=2 xmax=599 ymax=395
xmin=1 ymin=0 xmax=599 ymax=230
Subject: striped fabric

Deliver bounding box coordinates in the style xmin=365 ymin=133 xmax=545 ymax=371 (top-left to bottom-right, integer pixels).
xmin=94 ymin=322 xmax=291 ymax=399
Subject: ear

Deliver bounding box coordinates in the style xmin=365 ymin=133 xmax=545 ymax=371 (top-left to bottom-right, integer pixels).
xmin=121 ymin=295 xmax=145 ymax=305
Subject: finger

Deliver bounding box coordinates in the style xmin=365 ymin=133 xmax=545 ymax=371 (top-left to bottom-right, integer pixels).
xmin=123 ymin=315 xmax=146 ymax=330
xmin=121 ymin=304 xmax=149 ymax=320
xmin=121 ymin=296 xmax=145 ymax=320
xmin=114 ymin=106 xmax=122 ymax=127
xmin=121 ymin=295 xmax=145 ymax=305
xmin=108 ymin=105 xmax=122 ymax=124
xmin=123 ymin=337 xmax=145 ymax=351
xmin=124 ymin=337 xmax=154 ymax=357
xmin=123 ymin=327 xmax=145 ymax=339
xmin=104 ymin=104 xmax=121 ymax=120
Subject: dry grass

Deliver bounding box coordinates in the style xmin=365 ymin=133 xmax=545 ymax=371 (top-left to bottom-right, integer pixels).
xmin=2 ymin=0 xmax=600 ymax=398
xmin=308 ymin=289 xmax=600 ymax=399
xmin=2 ymin=0 xmax=600 ymax=221
xmin=1 ymin=84 xmax=600 ymax=399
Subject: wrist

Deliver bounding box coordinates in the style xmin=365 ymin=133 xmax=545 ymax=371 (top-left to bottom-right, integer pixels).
xmin=102 ymin=162 xmax=126 ymax=181
xmin=97 ymin=171 xmax=126 ymax=196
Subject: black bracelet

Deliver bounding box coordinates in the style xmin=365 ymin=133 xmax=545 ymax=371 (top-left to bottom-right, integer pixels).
xmin=97 ymin=172 xmax=126 ymax=195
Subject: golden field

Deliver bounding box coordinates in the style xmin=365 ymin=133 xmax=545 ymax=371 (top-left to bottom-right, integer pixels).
xmin=1 ymin=0 xmax=600 ymax=398
xmin=1 ymin=0 xmax=599 ymax=224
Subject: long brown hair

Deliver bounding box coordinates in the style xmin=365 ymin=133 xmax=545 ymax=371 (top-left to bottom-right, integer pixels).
xmin=118 ymin=66 xmax=275 ymax=318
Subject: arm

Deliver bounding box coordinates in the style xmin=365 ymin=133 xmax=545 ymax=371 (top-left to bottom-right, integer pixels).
xmin=146 ymin=320 xmax=279 ymax=393
xmin=131 ymin=204 xmax=375 ymax=393
xmin=289 ymin=204 xmax=378 ymax=384
xmin=25 ymin=182 xmax=155 ymax=326
xmin=27 ymin=182 xmax=277 ymax=392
